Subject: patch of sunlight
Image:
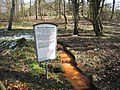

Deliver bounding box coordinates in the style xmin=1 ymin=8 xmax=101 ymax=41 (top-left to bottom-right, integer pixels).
xmin=13 ymin=26 xmax=33 ymax=29
xmin=81 ymin=26 xmax=93 ymax=30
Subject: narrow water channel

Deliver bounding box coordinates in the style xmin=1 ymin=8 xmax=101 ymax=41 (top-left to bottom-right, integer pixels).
xmin=58 ymin=44 xmax=90 ymax=90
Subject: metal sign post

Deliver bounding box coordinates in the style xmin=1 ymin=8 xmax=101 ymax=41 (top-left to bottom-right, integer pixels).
xmin=33 ymin=23 xmax=58 ymax=79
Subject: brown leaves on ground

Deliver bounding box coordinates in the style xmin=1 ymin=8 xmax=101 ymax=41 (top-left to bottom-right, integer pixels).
xmin=2 ymin=80 xmax=29 ymax=90
xmin=58 ymin=27 xmax=120 ymax=89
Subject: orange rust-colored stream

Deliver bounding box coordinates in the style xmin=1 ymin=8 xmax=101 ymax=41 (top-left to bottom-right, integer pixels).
xmin=58 ymin=45 xmax=90 ymax=90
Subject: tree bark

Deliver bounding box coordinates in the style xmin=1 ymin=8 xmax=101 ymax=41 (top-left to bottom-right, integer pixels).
xmin=72 ymin=0 xmax=79 ymax=35
xmin=15 ymin=0 xmax=19 ymax=19
xmin=109 ymin=0 xmax=115 ymax=20
xmin=89 ymin=0 xmax=103 ymax=36
xmin=58 ymin=0 xmax=62 ymax=19
xmin=77 ymin=0 xmax=80 ymax=20
xmin=35 ymin=0 xmax=38 ymax=19
xmin=68 ymin=0 xmax=71 ymax=15
xmin=38 ymin=0 xmax=43 ymax=20
xmin=81 ymin=0 xmax=105 ymax=36
xmin=63 ymin=0 xmax=67 ymax=29
xmin=29 ymin=0 xmax=32 ymax=16
xmin=92 ymin=21 xmax=103 ymax=36
xmin=7 ymin=0 xmax=15 ymax=31
xmin=20 ymin=0 xmax=25 ymax=18
xmin=54 ymin=0 xmax=58 ymax=19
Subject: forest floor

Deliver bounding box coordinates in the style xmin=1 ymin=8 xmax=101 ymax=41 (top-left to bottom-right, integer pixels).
xmin=0 ymin=19 xmax=120 ymax=90
xmin=58 ymin=20 xmax=120 ymax=90
xmin=0 ymin=39 xmax=72 ymax=90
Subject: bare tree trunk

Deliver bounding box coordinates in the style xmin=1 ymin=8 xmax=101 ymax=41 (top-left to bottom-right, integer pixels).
xmin=63 ymin=0 xmax=67 ymax=29
xmin=77 ymin=0 xmax=80 ymax=20
xmin=0 ymin=1 xmax=2 ymax=13
xmin=109 ymin=0 xmax=115 ymax=20
xmin=38 ymin=0 xmax=43 ymax=20
xmin=54 ymin=0 xmax=58 ymax=19
xmin=81 ymin=0 xmax=105 ymax=36
xmin=29 ymin=0 xmax=32 ymax=16
xmin=68 ymin=0 xmax=71 ymax=15
xmin=15 ymin=0 xmax=19 ymax=19
xmin=58 ymin=0 xmax=62 ymax=19
xmin=20 ymin=0 xmax=25 ymax=18
xmin=7 ymin=0 xmax=15 ymax=31
xmin=72 ymin=0 xmax=79 ymax=35
xmin=92 ymin=21 xmax=103 ymax=36
xmin=91 ymin=0 xmax=103 ymax=36
xmin=35 ymin=0 xmax=38 ymax=19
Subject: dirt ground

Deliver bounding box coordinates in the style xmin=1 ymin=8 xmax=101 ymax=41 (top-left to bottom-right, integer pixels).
xmin=57 ymin=21 xmax=120 ymax=90
xmin=0 ymin=18 xmax=120 ymax=89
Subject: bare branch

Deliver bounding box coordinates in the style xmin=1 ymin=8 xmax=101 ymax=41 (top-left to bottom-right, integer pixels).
xmin=44 ymin=0 xmax=65 ymax=16
xmin=81 ymin=0 xmax=92 ymax=22
xmin=43 ymin=0 xmax=68 ymax=25
xmin=99 ymin=0 xmax=105 ymax=16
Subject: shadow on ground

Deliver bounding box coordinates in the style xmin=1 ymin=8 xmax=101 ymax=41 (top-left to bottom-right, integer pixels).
xmin=58 ymin=27 xmax=120 ymax=90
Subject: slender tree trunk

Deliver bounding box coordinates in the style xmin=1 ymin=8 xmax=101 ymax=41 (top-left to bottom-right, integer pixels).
xmin=63 ymin=0 xmax=67 ymax=29
xmin=15 ymin=0 xmax=19 ymax=19
xmin=35 ymin=0 xmax=38 ymax=19
xmin=68 ymin=0 xmax=71 ymax=15
xmin=77 ymin=0 xmax=80 ymax=20
xmin=38 ymin=0 xmax=43 ymax=20
xmin=0 ymin=1 xmax=2 ymax=13
xmin=20 ymin=0 xmax=25 ymax=18
xmin=54 ymin=0 xmax=58 ymax=19
xmin=72 ymin=0 xmax=79 ymax=35
xmin=92 ymin=21 xmax=102 ymax=36
xmin=0 ymin=2 xmax=1 ymax=14
xmin=109 ymin=0 xmax=115 ymax=20
xmin=92 ymin=17 xmax=103 ymax=36
xmin=58 ymin=0 xmax=62 ymax=19
xmin=82 ymin=0 xmax=106 ymax=36
xmin=29 ymin=0 xmax=32 ymax=16
xmin=7 ymin=0 xmax=15 ymax=31
xmin=89 ymin=0 xmax=103 ymax=36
